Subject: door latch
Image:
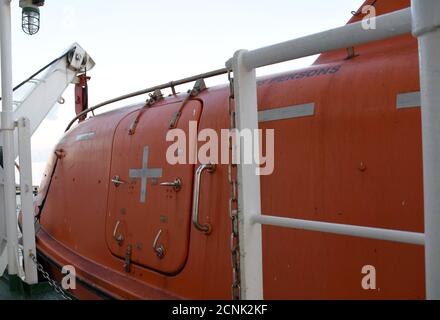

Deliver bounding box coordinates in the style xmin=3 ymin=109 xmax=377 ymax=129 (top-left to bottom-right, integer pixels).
xmin=111 ymin=175 xmax=125 ymax=187
xmin=113 ymin=220 xmax=124 ymax=246
xmin=159 ymin=178 xmax=182 ymax=192
xmin=152 ymin=229 xmax=165 ymax=259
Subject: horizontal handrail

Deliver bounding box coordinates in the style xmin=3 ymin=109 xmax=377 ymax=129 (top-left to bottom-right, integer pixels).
xmin=252 ymin=214 xmax=425 ymax=246
xmin=65 ymin=67 xmax=228 ymax=132
xmin=241 ymin=8 xmax=412 ymax=69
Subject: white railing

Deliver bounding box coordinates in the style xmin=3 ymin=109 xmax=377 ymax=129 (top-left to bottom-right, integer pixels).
xmin=0 ymin=242 xmax=7 ymax=276
xmin=252 ymin=215 xmax=425 ymax=246
xmin=1 ymin=0 xmax=94 ymax=285
xmin=412 ymin=0 xmax=440 ymax=299
xmin=227 ymin=1 xmax=440 ymax=300
xmin=242 ymin=8 xmax=411 ymax=69
xmin=0 ymin=117 xmax=38 ymax=284
xmin=17 ymin=117 xmax=38 ymax=284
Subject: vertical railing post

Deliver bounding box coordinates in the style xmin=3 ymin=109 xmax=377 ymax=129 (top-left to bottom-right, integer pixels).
xmin=17 ymin=117 xmax=38 ymax=284
xmin=0 ymin=168 xmax=6 ymax=266
xmin=0 ymin=0 xmax=19 ymax=277
xmin=229 ymin=50 xmax=263 ymax=300
xmin=411 ymin=0 xmax=440 ymax=300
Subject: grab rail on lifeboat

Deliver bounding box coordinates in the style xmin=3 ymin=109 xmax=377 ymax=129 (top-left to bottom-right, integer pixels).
xmin=65 ymin=67 xmax=228 ymax=131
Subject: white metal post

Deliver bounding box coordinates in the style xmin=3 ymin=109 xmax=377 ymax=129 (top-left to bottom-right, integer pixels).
xmin=411 ymin=0 xmax=440 ymax=300
xmin=0 ymin=177 xmax=6 ymax=263
xmin=17 ymin=117 xmax=38 ymax=284
xmin=0 ymin=0 xmax=19 ymax=277
xmin=229 ymin=50 xmax=263 ymax=300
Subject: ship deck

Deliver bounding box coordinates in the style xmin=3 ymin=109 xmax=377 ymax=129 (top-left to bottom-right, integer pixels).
xmin=0 ymin=275 xmax=61 ymax=300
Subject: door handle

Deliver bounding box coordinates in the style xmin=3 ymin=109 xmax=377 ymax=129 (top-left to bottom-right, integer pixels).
xmin=192 ymin=164 xmax=216 ymax=234
xmin=111 ymin=175 xmax=125 ymax=187
xmin=160 ymin=178 xmax=182 ymax=192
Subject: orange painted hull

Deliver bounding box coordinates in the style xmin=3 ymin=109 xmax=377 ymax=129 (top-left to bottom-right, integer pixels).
xmin=35 ymin=0 xmax=425 ymax=299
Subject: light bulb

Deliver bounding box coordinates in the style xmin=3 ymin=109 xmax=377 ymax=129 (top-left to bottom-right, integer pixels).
xmin=22 ymin=6 xmax=40 ymax=35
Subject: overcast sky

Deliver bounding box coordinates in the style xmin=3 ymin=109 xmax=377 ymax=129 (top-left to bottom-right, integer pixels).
xmin=1 ymin=0 xmax=364 ymax=184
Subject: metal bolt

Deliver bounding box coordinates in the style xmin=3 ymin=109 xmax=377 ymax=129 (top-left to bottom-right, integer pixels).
xmin=358 ymin=162 xmax=367 ymax=172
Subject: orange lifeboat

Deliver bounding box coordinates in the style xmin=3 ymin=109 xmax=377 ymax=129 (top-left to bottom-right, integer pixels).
xmin=34 ymin=0 xmax=425 ymax=299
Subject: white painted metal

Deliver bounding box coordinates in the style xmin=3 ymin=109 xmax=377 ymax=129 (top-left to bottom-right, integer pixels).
xmin=1 ymin=0 xmax=94 ymax=285
xmin=225 ymin=6 xmax=440 ymax=300
xmin=230 ymin=50 xmax=263 ymax=300
xmin=411 ymin=0 xmax=440 ymax=300
xmin=0 ymin=0 xmax=19 ymax=277
xmin=0 ymin=44 xmax=93 ymax=188
xmin=0 ymin=170 xmax=4 ymax=266
xmin=243 ymin=8 xmax=412 ymax=69
xmin=0 ymin=43 xmax=95 ymax=159
xmin=253 ymin=215 xmax=425 ymax=246
xmin=0 ymin=183 xmax=5 ymax=246
xmin=0 ymin=245 xmax=7 ymax=277
xmin=17 ymin=117 xmax=38 ymax=284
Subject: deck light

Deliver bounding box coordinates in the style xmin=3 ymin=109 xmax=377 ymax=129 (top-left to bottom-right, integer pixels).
xmin=19 ymin=0 xmax=45 ymax=35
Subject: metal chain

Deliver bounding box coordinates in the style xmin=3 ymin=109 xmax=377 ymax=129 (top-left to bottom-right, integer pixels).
xmin=227 ymin=70 xmax=241 ymax=300
xmin=29 ymin=252 xmax=72 ymax=300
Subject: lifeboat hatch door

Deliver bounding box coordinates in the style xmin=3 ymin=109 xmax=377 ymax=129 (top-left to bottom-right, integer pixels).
xmin=105 ymin=100 xmax=202 ymax=274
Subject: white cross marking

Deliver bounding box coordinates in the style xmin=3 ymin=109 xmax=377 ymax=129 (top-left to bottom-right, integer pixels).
xmin=129 ymin=146 xmax=162 ymax=203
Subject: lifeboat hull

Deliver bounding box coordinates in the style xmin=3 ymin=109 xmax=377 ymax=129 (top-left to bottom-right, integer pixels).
xmin=35 ymin=0 xmax=425 ymax=300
